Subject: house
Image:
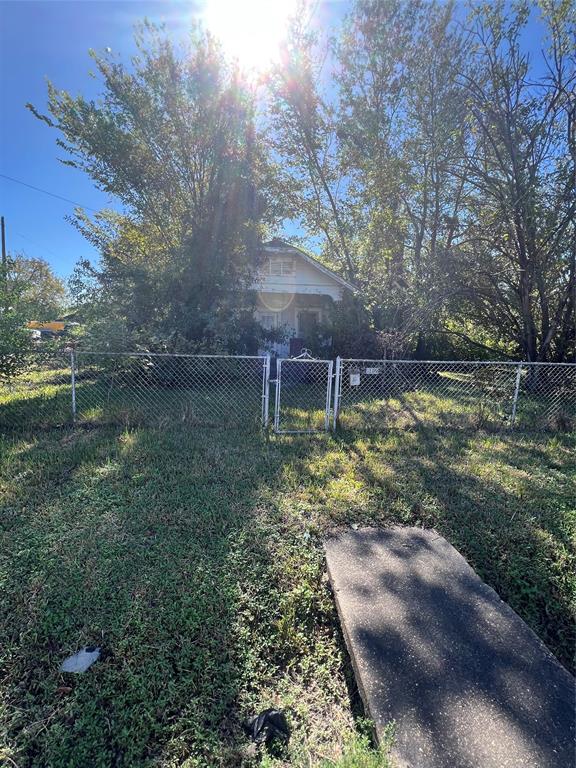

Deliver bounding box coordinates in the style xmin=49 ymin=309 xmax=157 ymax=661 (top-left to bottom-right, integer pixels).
xmin=253 ymin=238 xmax=355 ymax=357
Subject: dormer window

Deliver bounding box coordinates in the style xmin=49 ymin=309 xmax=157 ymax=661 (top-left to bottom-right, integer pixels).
xmin=266 ymin=257 xmax=294 ymax=277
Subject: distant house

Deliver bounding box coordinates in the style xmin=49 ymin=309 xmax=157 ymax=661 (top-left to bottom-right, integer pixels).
xmin=253 ymin=238 xmax=355 ymax=356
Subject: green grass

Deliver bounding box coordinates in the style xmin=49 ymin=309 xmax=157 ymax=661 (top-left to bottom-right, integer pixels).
xmin=338 ymin=380 xmax=575 ymax=432
xmin=1 ymin=373 xmax=575 ymax=767
xmin=0 ymin=366 xmax=72 ymax=431
xmin=316 ymin=729 xmax=395 ymax=768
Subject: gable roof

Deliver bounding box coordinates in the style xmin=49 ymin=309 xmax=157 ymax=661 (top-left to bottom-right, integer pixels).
xmin=263 ymin=238 xmax=356 ymax=292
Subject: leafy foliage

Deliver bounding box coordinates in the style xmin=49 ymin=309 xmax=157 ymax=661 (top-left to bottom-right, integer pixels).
xmin=267 ymin=0 xmax=575 ymax=361
xmin=5 ymin=253 xmax=66 ymax=321
xmin=450 ymin=1 xmax=576 ymax=362
xmin=0 ymin=258 xmax=33 ymax=380
xmin=27 ymin=4 xmax=575 ymax=360
xmin=29 ymin=23 xmax=273 ymax=353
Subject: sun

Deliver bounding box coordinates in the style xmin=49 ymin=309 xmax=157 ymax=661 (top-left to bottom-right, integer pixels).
xmin=202 ymin=0 xmax=299 ymax=72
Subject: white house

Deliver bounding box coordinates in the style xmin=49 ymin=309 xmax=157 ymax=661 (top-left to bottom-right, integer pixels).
xmin=252 ymin=238 xmax=355 ymax=356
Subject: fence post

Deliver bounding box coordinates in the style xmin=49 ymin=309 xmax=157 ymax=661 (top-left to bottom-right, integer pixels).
xmin=510 ymin=362 xmax=523 ymax=427
xmin=70 ymin=349 xmax=77 ymax=424
xmin=333 ymin=356 xmax=341 ymax=430
xmin=325 ymin=360 xmax=334 ymax=431
xmin=262 ymin=354 xmax=270 ymax=428
xmin=273 ymin=359 xmax=282 ymax=432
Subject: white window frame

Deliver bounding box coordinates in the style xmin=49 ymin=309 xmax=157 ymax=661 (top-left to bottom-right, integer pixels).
xmin=266 ymin=257 xmax=295 ymax=277
xmin=256 ymin=311 xmax=279 ymax=330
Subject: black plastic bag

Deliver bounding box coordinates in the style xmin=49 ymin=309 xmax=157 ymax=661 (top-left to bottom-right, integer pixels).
xmin=243 ymin=708 xmax=290 ymax=746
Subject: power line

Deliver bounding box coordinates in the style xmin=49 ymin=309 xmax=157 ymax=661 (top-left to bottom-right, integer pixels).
xmin=13 ymin=230 xmax=61 ymax=260
xmin=0 ymin=172 xmax=100 ymax=212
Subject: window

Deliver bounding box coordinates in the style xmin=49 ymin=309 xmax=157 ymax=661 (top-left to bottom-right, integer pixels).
xmin=266 ymin=257 xmax=294 ymax=276
xmin=297 ymin=310 xmax=321 ymax=336
xmin=257 ymin=312 xmax=277 ymax=330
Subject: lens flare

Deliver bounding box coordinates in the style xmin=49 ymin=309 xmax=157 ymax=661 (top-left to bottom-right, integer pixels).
xmin=203 ymin=0 xmax=298 ymax=71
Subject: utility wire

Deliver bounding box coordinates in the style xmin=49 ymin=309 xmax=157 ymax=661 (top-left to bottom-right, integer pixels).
xmin=0 ymin=172 xmax=100 ymax=212
xmin=13 ymin=230 xmax=61 ymax=260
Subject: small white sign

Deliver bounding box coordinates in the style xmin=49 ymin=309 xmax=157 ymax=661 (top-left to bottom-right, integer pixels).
xmin=350 ymin=373 xmax=361 ymax=386
xmin=365 ymin=367 xmax=381 ymax=375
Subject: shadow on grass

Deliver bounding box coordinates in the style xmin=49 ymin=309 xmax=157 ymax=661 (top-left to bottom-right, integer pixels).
xmin=323 ymin=427 xmax=576 ymax=673
xmin=1 ymin=419 xmax=573 ymax=767
xmin=0 ymin=385 xmax=72 ymax=432
xmin=0 ymin=426 xmax=299 ymax=767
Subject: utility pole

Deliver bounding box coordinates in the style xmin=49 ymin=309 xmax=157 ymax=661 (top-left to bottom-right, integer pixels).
xmin=1 ymin=215 xmax=7 ymax=311
xmin=1 ymin=216 xmax=6 ymax=269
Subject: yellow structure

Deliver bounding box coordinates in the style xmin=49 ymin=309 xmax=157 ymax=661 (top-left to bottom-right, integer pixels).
xmin=27 ymin=321 xmax=66 ymax=334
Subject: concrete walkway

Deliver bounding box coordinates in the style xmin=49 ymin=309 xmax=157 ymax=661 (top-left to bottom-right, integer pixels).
xmin=325 ymin=527 xmax=575 ymax=768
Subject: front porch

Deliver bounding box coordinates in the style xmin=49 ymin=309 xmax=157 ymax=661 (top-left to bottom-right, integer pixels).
xmin=255 ymin=292 xmax=333 ymax=357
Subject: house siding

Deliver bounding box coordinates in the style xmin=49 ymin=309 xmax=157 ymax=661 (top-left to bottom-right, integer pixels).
xmin=253 ymin=242 xmax=350 ymax=355
xmin=252 ymin=253 xmax=345 ymax=302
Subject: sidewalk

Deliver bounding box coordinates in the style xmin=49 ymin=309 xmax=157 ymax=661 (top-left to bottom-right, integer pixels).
xmin=325 ymin=526 xmax=575 ymax=768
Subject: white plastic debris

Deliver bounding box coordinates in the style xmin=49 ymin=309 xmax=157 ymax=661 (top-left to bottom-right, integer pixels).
xmin=60 ymin=646 xmax=100 ymax=673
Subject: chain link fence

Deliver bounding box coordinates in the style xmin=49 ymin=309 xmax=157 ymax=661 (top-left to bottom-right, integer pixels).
xmin=334 ymin=359 xmax=576 ymax=432
xmin=0 ymin=351 xmax=270 ymax=433
xmin=74 ymin=353 xmax=270 ymax=429
xmin=1 ymin=350 xmax=574 ymax=435
xmin=273 ymin=357 xmax=333 ymax=433
xmin=513 ymin=363 xmax=576 ymax=431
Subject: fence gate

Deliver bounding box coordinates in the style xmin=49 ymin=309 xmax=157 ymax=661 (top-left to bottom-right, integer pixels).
xmin=274 ymin=352 xmax=333 ymax=433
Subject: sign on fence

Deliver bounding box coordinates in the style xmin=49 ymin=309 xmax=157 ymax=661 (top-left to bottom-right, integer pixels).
xmin=333 ymin=358 xmax=576 ymax=432
xmin=1 ymin=351 xmax=574 ymax=434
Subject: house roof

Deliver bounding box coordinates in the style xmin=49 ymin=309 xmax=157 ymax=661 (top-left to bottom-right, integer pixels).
xmin=263 ymin=238 xmax=356 ymax=292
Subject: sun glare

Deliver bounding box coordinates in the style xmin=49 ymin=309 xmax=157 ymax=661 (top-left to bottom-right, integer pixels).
xmin=203 ymin=0 xmax=298 ymax=72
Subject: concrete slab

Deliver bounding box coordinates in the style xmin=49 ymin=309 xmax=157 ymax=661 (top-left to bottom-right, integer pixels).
xmin=325 ymin=526 xmax=575 ymax=768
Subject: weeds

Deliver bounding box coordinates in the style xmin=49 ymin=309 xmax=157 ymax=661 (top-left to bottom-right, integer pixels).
xmin=0 ymin=376 xmax=574 ymax=766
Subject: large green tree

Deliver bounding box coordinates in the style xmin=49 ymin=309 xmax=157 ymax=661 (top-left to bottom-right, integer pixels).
xmin=28 ymin=4 xmax=576 ymax=361
xmin=6 ymin=253 xmax=66 ymax=321
xmin=0 ymin=254 xmax=64 ymax=380
xmin=336 ymin=0 xmax=471 ymax=356
xmin=30 ymin=23 xmax=272 ymax=352
xmin=451 ymin=1 xmax=575 ymax=362
xmin=0 ymin=257 xmax=32 ymax=380
xmin=267 ymin=1 xmax=475 ymax=357
xmin=268 ymin=0 xmax=575 ymax=361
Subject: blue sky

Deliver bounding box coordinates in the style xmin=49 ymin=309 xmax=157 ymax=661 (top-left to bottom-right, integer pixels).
xmin=0 ymin=1 xmax=547 ymax=282
xmin=0 ymin=1 xmax=208 ymax=279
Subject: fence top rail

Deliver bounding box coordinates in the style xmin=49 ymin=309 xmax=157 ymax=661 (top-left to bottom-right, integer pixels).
xmin=279 ymin=357 xmax=333 ymax=364
xmin=73 ymin=351 xmax=268 ymax=360
xmin=341 ymin=359 xmax=576 ymax=368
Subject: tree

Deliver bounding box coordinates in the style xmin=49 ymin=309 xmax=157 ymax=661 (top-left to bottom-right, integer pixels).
xmin=453 ymin=1 xmax=575 ymax=361
xmin=269 ymin=0 xmax=575 ymax=361
xmin=27 ymin=4 xmax=575 ymax=361
xmin=6 ymin=253 xmax=66 ymax=321
xmin=0 ymin=258 xmax=32 ymax=380
xmin=269 ymin=1 xmax=474 ymax=356
xmin=29 ymin=23 xmax=273 ymax=352
xmin=266 ymin=19 xmax=356 ymax=281
xmin=335 ymin=0 xmax=471 ymax=356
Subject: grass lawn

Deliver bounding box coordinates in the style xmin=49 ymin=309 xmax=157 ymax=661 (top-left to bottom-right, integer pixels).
xmin=1 ymin=380 xmax=574 ymax=767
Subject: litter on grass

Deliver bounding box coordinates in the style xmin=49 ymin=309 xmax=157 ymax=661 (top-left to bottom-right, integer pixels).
xmin=243 ymin=708 xmax=291 ymax=746
xmin=60 ymin=646 xmax=100 ymax=673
